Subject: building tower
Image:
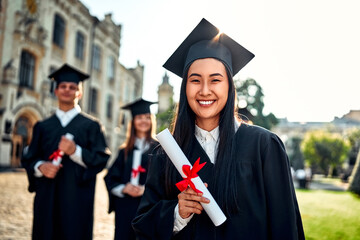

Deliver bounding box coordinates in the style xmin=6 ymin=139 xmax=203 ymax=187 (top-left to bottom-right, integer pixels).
xmin=157 ymin=72 xmax=173 ymax=113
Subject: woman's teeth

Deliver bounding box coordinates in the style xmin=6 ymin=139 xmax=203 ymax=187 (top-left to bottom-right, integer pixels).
xmin=198 ymin=100 xmax=214 ymax=105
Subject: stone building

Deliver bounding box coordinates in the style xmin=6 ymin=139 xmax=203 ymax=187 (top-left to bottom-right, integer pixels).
xmin=333 ymin=110 xmax=360 ymax=125
xmin=0 ymin=0 xmax=143 ymax=167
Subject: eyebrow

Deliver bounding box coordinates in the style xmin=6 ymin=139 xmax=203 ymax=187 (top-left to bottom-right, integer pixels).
xmin=188 ymin=73 xmax=201 ymax=78
xmin=59 ymin=83 xmax=78 ymax=88
xmin=188 ymin=73 xmax=224 ymax=78
xmin=210 ymin=73 xmax=223 ymax=77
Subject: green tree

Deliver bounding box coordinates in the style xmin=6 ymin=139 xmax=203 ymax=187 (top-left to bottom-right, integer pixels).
xmin=156 ymin=98 xmax=176 ymax=132
xmin=349 ymin=151 xmax=360 ymax=196
xmin=301 ymin=130 xmax=350 ymax=177
xmin=288 ymin=136 xmax=304 ymax=170
xmin=340 ymin=128 xmax=360 ymax=182
xmin=235 ymin=78 xmax=278 ymax=130
xmin=347 ymin=128 xmax=360 ymax=195
xmin=345 ymin=128 xmax=360 ymax=166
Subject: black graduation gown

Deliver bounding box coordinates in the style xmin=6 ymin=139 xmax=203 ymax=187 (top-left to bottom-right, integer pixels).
xmin=21 ymin=113 xmax=110 ymax=240
xmin=132 ymin=124 xmax=305 ymax=240
xmin=104 ymin=139 xmax=158 ymax=240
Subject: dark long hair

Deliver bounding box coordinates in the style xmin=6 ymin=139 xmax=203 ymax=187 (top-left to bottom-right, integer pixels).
xmin=165 ymin=64 xmax=240 ymax=214
xmin=123 ymin=114 xmax=156 ymax=161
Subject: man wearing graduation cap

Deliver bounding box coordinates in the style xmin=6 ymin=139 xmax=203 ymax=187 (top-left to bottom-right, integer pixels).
xmin=104 ymin=98 xmax=158 ymax=240
xmin=22 ymin=64 xmax=111 ymax=240
xmin=132 ymin=18 xmax=304 ymax=239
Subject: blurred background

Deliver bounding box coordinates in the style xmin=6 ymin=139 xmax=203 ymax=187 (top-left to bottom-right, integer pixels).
xmin=0 ymin=0 xmax=359 ymax=239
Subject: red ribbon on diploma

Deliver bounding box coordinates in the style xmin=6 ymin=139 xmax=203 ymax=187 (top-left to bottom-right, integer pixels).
xmin=49 ymin=149 xmax=62 ymax=161
xmin=132 ymin=166 xmax=146 ymax=178
xmin=176 ymin=158 xmax=206 ymax=193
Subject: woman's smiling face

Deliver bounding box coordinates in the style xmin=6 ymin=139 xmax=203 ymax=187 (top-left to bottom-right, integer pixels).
xmin=133 ymin=113 xmax=152 ymax=137
xmin=186 ymin=58 xmax=229 ymax=130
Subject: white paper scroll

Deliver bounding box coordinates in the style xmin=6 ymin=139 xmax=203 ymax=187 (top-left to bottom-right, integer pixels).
xmin=156 ymin=128 xmax=227 ymax=226
xmin=130 ymin=149 xmax=142 ymax=185
xmin=52 ymin=133 xmax=74 ymax=166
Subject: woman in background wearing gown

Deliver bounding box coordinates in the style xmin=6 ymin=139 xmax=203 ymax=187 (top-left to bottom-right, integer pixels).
xmin=105 ymin=98 xmax=158 ymax=240
xmin=132 ymin=18 xmax=305 ymax=240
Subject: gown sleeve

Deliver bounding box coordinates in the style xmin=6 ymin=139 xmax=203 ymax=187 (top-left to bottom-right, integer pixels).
xmin=104 ymin=149 xmax=126 ymax=213
xmin=80 ymin=120 xmax=110 ymax=181
xmin=262 ymin=134 xmax=305 ymax=240
xmin=132 ymin=151 xmax=178 ymax=240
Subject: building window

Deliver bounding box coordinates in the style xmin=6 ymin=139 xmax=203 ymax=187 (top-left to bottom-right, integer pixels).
xmin=19 ymin=50 xmax=35 ymax=89
xmin=123 ymin=82 xmax=129 ymax=102
xmin=107 ymin=56 xmax=115 ymax=81
xmin=106 ymin=94 xmax=113 ymax=119
xmin=91 ymin=45 xmax=101 ymax=71
xmin=53 ymin=14 xmax=65 ymax=48
xmin=121 ymin=113 xmax=126 ymax=126
xmin=75 ymin=31 xmax=85 ymax=60
xmin=49 ymin=66 xmax=57 ymax=96
xmin=89 ymin=88 xmax=98 ymax=114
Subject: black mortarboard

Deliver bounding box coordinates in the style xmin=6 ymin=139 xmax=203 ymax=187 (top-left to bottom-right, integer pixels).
xmin=48 ymin=64 xmax=89 ymax=85
xmin=121 ymin=98 xmax=157 ymax=117
xmin=163 ymin=18 xmax=255 ymax=78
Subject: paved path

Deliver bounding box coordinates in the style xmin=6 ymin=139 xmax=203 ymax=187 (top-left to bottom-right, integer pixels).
xmin=293 ymin=175 xmax=349 ymax=191
xmin=0 ymin=169 xmax=114 ymax=240
xmin=308 ymin=180 xmax=348 ymax=191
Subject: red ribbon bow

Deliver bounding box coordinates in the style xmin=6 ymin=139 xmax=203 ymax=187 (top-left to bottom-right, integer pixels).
xmin=176 ymin=158 xmax=206 ymax=193
xmin=132 ymin=166 xmax=146 ymax=178
xmin=49 ymin=149 xmax=62 ymax=161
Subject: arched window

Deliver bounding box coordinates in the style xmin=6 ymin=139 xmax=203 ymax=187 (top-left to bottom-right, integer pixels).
xmin=19 ymin=50 xmax=35 ymax=89
xmin=12 ymin=117 xmax=30 ymax=167
xmin=15 ymin=117 xmax=29 ymax=139
xmin=53 ymin=14 xmax=65 ymax=48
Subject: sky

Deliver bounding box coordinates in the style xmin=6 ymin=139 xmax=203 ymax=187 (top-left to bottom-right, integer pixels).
xmin=80 ymin=0 xmax=360 ymax=122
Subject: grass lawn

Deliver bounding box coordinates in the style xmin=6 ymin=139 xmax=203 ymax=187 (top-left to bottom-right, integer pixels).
xmin=296 ymin=189 xmax=360 ymax=240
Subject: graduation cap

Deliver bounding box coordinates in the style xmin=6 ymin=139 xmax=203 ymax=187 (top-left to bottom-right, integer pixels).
xmin=163 ymin=18 xmax=255 ymax=78
xmin=121 ymin=98 xmax=157 ymax=117
xmin=48 ymin=64 xmax=89 ymax=85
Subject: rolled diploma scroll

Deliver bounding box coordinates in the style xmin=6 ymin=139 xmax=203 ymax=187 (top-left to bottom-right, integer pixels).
xmin=52 ymin=133 xmax=74 ymax=166
xmin=156 ymin=128 xmax=227 ymax=226
xmin=130 ymin=149 xmax=142 ymax=185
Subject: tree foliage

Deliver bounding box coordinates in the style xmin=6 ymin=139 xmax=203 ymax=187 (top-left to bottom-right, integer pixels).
xmin=301 ymin=130 xmax=350 ymax=177
xmin=349 ymin=150 xmax=360 ymax=196
xmin=287 ymin=136 xmax=304 ymax=170
xmin=347 ymin=128 xmax=360 ymax=195
xmin=156 ymin=98 xmax=176 ymax=132
xmin=235 ymin=78 xmax=278 ymax=130
xmin=345 ymin=128 xmax=360 ymax=166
